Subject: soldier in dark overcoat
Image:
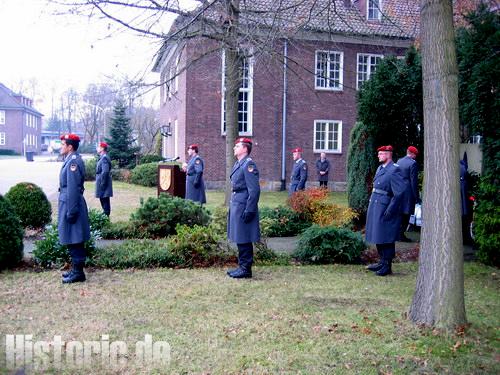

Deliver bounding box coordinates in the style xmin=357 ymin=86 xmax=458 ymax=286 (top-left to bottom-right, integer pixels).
xmin=58 ymin=134 xmax=91 ymax=284
xmin=289 ymin=147 xmax=308 ymax=195
xmin=226 ymin=137 xmax=260 ymax=279
xmin=396 ymin=146 xmax=419 ymax=241
xmin=182 ymin=144 xmax=206 ymax=204
xmin=315 ymin=152 xmax=330 ymax=188
xmin=95 ymin=142 xmax=113 ymax=216
xmin=365 ymin=145 xmax=406 ymax=276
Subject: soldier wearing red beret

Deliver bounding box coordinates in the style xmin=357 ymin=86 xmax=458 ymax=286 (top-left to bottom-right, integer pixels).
xmin=182 ymin=143 xmax=206 ymax=204
xmin=397 ymin=146 xmax=420 ymax=241
xmin=95 ymin=142 xmax=113 ymax=216
xmin=289 ymin=147 xmax=308 ymax=195
xmin=365 ymin=145 xmax=405 ymax=276
xmin=58 ymin=134 xmax=90 ymax=283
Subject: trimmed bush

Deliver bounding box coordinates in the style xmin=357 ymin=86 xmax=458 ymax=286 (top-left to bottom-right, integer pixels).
xmin=130 ymin=193 xmax=211 ymax=238
xmin=0 ymin=149 xmax=18 ymax=155
xmin=311 ymin=202 xmax=358 ymax=228
xmin=93 ymin=240 xmax=173 ymax=269
xmin=288 ymin=188 xmax=329 ymax=222
xmin=84 ymin=156 xmax=98 ymax=181
xmin=139 ymin=154 xmax=164 ymax=164
xmin=209 ymin=206 xmax=228 ymax=238
xmin=111 ymin=168 xmax=132 ymax=183
xmin=254 ymin=241 xmax=291 ymax=265
xmin=101 ymin=221 xmax=138 ymax=239
xmin=259 ymin=206 xmax=311 ymax=237
xmin=88 ymin=208 xmax=110 ymax=232
xmin=5 ymin=182 xmax=52 ymax=229
xmin=294 ymin=225 xmax=366 ymax=264
xmin=130 ymin=162 xmax=158 ymax=187
xmin=0 ymin=194 xmax=24 ymax=269
xmin=167 ymin=224 xmax=231 ymax=267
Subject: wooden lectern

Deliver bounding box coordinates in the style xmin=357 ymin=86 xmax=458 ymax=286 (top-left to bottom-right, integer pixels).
xmin=157 ymin=164 xmax=186 ymax=198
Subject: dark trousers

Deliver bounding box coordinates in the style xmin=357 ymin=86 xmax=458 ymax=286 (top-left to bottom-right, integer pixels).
xmin=237 ymin=243 xmax=253 ymax=271
xmin=400 ymin=213 xmax=411 ymax=237
xmin=67 ymin=243 xmax=87 ymax=265
xmin=100 ymin=197 xmax=111 ymax=216
xmin=376 ymin=243 xmax=395 ymax=261
xmin=319 ymin=180 xmax=328 ymax=187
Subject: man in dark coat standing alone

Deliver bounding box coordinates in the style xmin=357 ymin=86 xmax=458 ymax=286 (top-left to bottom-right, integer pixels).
xmin=182 ymin=144 xmax=206 ymax=204
xmin=58 ymin=134 xmax=91 ymax=283
xmin=226 ymin=137 xmax=260 ymax=279
xmin=365 ymin=145 xmax=406 ymax=276
xmin=95 ymin=142 xmax=113 ymax=216
xmin=397 ymin=146 xmax=419 ymax=241
xmin=315 ymin=152 xmax=330 ymax=188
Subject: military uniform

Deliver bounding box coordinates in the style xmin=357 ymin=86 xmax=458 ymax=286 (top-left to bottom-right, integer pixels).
xmin=58 ymin=149 xmax=90 ymax=283
xmin=185 ymin=154 xmax=206 ymax=204
xmin=289 ymin=158 xmax=308 ymax=195
xmin=95 ymin=152 xmax=113 ymax=216
xmin=227 ymin=153 xmax=260 ymax=278
xmin=365 ymin=158 xmax=405 ymax=276
xmin=397 ymin=154 xmax=419 ymax=240
xmin=315 ymin=158 xmax=330 ymax=187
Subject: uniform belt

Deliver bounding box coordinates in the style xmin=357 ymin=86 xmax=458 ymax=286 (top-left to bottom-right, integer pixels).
xmin=232 ymin=188 xmax=247 ymax=193
xmin=372 ymin=188 xmax=389 ymax=195
xmin=59 ymin=187 xmax=85 ymax=193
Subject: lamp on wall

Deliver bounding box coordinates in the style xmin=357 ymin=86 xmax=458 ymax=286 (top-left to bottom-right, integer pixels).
xmin=159 ymin=123 xmax=172 ymax=137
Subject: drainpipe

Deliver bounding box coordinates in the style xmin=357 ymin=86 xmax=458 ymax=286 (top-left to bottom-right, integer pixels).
xmin=280 ymin=39 xmax=288 ymax=191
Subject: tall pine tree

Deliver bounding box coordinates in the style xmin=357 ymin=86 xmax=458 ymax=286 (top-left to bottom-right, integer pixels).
xmin=106 ymin=101 xmax=140 ymax=168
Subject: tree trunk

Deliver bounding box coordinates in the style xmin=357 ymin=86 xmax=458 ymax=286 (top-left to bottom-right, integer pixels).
xmin=409 ymin=0 xmax=466 ymax=329
xmin=224 ymin=0 xmax=241 ymax=206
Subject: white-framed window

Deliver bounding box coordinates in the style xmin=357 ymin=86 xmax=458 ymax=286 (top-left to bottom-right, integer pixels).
xmin=173 ymin=119 xmax=178 ymax=158
xmin=357 ymin=53 xmax=383 ymax=89
xmin=173 ymin=54 xmax=180 ymax=94
xmin=0 ymin=110 xmax=5 ymax=125
xmin=0 ymin=132 xmax=5 ymax=145
xmin=313 ymin=120 xmax=342 ymax=153
xmin=315 ymin=50 xmax=343 ymax=90
xmin=221 ymin=50 xmax=254 ymax=136
xmin=367 ymin=0 xmax=382 ymax=20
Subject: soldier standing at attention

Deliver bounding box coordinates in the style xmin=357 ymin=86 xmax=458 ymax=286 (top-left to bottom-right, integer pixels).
xmin=315 ymin=152 xmax=330 ymax=188
xmin=95 ymin=142 xmax=113 ymax=216
xmin=365 ymin=145 xmax=405 ymax=276
xmin=226 ymin=137 xmax=260 ymax=279
xmin=289 ymin=147 xmax=308 ymax=195
xmin=58 ymin=134 xmax=90 ymax=284
xmin=396 ymin=146 xmax=419 ymax=242
xmin=182 ymin=144 xmax=206 ymax=204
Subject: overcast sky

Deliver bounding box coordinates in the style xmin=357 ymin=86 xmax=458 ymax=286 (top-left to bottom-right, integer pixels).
xmin=0 ymin=0 xmax=178 ymax=115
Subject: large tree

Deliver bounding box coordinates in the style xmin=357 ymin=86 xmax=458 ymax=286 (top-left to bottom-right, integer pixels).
xmin=409 ymin=0 xmax=466 ymax=329
xmin=106 ymin=101 xmax=140 ymax=168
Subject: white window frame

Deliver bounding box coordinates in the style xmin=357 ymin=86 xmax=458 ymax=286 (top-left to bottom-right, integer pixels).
xmin=315 ymin=50 xmax=344 ymax=91
xmin=367 ymin=0 xmax=382 ymax=21
xmin=173 ymin=54 xmax=180 ymax=94
xmin=0 ymin=110 xmax=5 ymax=125
xmin=313 ymin=120 xmax=342 ymax=153
xmin=221 ymin=50 xmax=254 ymax=136
xmin=356 ymin=53 xmax=383 ymax=90
xmin=0 ymin=132 xmax=5 ymax=145
xmin=173 ymin=119 xmax=178 ymax=158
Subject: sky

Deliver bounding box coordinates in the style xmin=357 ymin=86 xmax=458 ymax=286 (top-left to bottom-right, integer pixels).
xmin=0 ymin=0 xmax=180 ymax=116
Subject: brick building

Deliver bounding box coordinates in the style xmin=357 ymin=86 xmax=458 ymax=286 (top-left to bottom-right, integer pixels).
xmin=153 ymin=0 xmax=419 ymax=190
xmin=0 ymin=83 xmax=43 ymax=155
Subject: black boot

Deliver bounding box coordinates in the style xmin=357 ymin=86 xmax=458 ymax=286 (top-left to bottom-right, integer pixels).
xmin=367 ymin=247 xmax=383 ymax=271
xmin=62 ymin=262 xmax=86 ymax=284
xmin=376 ymin=248 xmax=393 ymax=276
xmin=230 ymin=267 xmax=252 ymax=279
xmin=226 ymin=268 xmax=239 ymax=276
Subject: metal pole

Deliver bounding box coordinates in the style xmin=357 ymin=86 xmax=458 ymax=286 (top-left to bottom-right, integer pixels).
xmin=281 ymin=39 xmax=288 ymax=191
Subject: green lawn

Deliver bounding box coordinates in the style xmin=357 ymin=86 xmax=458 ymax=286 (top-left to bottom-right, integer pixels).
xmin=51 ymin=182 xmax=348 ymax=222
xmin=0 ymin=263 xmax=498 ymax=374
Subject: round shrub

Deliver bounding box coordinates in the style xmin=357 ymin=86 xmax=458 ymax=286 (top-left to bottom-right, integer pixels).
xmin=130 ymin=162 xmax=158 ymax=187
xmin=0 ymin=194 xmax=24 ymax=269
xmin=5 ymin=182 xmax=52 ymax=229
xmin=259 ymin=206 xmax=311 ymax=237
xmin=139 ymin=154 xmax=164 ymax=164
xmin=84 ymin=156 xmax=97 ymax=181
xmin=131 ymin=193 xmax=211 ymax=238
xmin=294 ymin=225 xmax=366 ymax=264
xmin=88 ymin=208 xmax=110 ymax=233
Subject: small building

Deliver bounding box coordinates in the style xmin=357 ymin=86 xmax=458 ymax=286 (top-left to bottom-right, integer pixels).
xmin=0 ymin=83 xmax=43 ymax=155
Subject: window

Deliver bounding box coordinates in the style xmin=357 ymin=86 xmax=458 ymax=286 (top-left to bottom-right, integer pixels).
xmin=367 ymin=0 xmax=382 ymax=20
xmin=315 ymin=51 xmax=343 ymax=90
xmin=221 ymin=51 xmax=254 ymax=135
xmin=173 ymin=54 xmax=180 ymax=94
xmin=0 ymin=110 xmax=5 ymax=125
xmin=314 ymin=120 xmax=342 ymax=153
xmin=357 ymin=53 xmax=383 ymax=89
xmin=0 ymin=132 xmax=5 ymax=145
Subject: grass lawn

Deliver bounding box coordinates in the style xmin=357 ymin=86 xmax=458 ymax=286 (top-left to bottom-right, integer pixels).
xmin=0 ymin=263 xmax=498 ymax=374
xmin=50 ymin=182 xmax=348 ymax=222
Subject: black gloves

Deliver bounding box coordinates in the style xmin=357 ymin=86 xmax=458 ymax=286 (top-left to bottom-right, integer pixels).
xmin=242 ymin=211 xmax=256 ymax=223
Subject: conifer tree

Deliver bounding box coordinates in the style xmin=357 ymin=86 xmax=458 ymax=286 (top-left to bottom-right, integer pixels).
xmin=106 ymin=101 xmax=140 ymax=168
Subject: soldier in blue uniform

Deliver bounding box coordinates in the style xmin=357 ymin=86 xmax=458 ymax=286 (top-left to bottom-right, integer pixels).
xmin=58 ymin=134 xmax=91 ymax=284
xmin=365 ymin=145 xmax=406 ymax=276
xmin=226 ymin=137 xmax=260 ymax=279
xmin=289 ymin=147 xmax=308 ymax=195
xmin=182 ymin=144 xmax=206 ymax=204
xmin=95 ymin=142 xmax=113 ymax=216
xmin=396 ymin=146 xmax=419 ymax=241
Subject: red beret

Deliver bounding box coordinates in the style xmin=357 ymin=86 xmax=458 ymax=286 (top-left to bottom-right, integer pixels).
xmin=235 ymin=137 xmax=252 ymax=145
xmin=377 ymin=145 xmax=393 ymax=152
xmin=188 ymin=144 xmax=198 ymax=149
xmin=60 ymin=133 xmax=80 ymax=142
xmin=99 ymin=142 xmax=108 ymax=149
xmin=407 ymin=146 xmax=419 ymax=155
xmin=291 ymin=147 xmax=303 ymax=153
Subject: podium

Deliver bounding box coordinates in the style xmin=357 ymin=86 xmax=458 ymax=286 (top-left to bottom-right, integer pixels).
xmin=157 ymin=164 xmax=186 ymax=198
